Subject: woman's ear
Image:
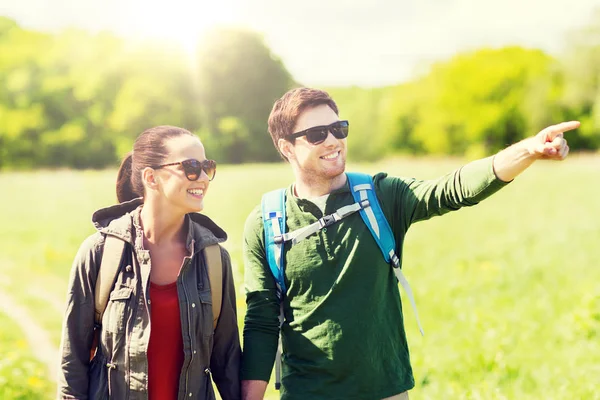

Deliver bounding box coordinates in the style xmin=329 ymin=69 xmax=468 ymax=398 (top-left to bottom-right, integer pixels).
xmin=278 ymin=138 xmax=295 ymax=161
xmin=141 ymin=167 xmax=159 ymax=191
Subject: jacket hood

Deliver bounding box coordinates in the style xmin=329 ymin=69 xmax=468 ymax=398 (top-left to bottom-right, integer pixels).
xmin=91 ymin=198 xmax=227 ymax=252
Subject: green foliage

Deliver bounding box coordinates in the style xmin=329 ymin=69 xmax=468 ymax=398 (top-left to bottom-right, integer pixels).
xmin=195 ymin=28 xmax=295 ymax=163
xmin=0 ymin=313 xmax=53 ymax=399
xmin=0 ymin=20 xmax=293 ymax=168
xmin=329 ymin=35 xmax=598 ymax=159
xmin=383 ymin=47 xmax=553 ymax=157
xmin=325 ymin=86 xmax=393 ymax=161
xmin=556 ymin=9 xmax=600 ymax=149
xmin=0 ymin=13 xmax=599 ymax=169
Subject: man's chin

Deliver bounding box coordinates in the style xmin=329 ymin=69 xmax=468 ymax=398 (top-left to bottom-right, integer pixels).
xmin=323 ymin=163 xmax=346 ymax=179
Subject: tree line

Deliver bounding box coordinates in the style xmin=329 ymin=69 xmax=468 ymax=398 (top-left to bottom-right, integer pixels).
xmin=0 ymin=12 xmax=598 ymax=169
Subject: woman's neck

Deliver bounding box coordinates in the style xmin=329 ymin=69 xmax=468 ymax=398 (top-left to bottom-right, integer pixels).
xmin=139 ymin=202 xmax=186 ymax=247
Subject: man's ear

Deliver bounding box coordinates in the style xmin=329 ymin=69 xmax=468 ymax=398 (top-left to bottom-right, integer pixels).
xmin=141 ymin=167 xmax=159 ymax=191
xmin=278 ymin=138 xmax=295 ymax=161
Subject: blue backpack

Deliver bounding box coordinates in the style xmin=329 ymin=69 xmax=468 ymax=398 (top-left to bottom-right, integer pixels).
xmin=261 ymin=172 xmax=423 ymax=389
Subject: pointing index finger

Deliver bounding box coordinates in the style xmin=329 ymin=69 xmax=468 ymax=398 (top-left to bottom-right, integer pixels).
xmin=545 ymin=121 xmax=581 ymax=140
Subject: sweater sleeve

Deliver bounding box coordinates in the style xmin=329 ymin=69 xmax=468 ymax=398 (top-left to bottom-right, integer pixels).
xmin=379 ymin=156 xmax=510 ymax=232
xmin=240 ymin=206 xmax=281 ymax=382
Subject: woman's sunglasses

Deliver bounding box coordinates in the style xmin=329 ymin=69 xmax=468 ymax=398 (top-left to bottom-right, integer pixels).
xmin=287 ymin=120 xmax=349 ymax=145
xmin=153 ymin=159 xmax=217 ymax=181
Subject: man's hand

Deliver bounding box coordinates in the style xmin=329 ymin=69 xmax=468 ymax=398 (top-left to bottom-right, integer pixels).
xmin=526 ymin=121 xmax=580 ymax=160
xmin=493 ymin=120 xmax=581 ymax=182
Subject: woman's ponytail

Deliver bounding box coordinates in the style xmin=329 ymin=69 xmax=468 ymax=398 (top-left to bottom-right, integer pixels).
xmin=116 ymin=152 xmax=140 ymax=203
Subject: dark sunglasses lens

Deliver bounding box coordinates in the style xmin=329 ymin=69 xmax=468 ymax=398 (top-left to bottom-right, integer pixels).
xmin=182 ymin=159 xmax=202 ymax=181
xmin=305 ymin=128 xmax=329 ymax=145
xmin=181 ymin=159 xmax=217 ymax=181
xmin=331 ymin=123 xmax=349 ymax=139
xmin=202 ymin=160 xmax=216 ymax=181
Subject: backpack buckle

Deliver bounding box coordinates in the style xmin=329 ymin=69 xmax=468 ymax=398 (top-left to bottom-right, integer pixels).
xmin=319 ymin=214 xmax=337 ymax=228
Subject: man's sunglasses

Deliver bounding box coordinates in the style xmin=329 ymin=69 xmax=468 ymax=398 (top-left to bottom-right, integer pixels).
xmin=153 ymin=159 xmax=217 ymax=181
xmin=287 ymin=120 xmax=349 ymax=145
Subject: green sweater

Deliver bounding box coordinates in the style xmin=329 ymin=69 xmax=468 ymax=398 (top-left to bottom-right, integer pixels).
xmin=242 ymin=157 xmax=509 ymax=400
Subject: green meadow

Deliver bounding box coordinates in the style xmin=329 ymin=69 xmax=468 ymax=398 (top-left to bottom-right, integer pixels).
xmin=0 ymin=155 xmax=599 ymax=399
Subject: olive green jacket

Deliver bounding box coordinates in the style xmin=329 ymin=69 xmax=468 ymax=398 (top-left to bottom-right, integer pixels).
xmin=58 ymin=199 xmax=241 ymax=400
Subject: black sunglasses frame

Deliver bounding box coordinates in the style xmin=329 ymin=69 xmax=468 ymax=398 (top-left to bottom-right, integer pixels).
xmin=153 ymin=159 xmax=217 ymax=181
xmin=287 ymin=120 xmax=349 ymax=145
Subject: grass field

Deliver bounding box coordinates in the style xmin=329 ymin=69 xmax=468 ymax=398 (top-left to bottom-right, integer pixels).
xmin=0 ymin=155 xmax=599 ymax=399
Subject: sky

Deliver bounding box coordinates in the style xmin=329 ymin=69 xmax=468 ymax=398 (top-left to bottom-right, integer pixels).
xmin=1 ymin=0 xmax=598 ymax=87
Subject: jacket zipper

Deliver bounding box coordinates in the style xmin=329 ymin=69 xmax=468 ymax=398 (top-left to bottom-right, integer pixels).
xmin=181 ymin=256 xmax=193 ymax=398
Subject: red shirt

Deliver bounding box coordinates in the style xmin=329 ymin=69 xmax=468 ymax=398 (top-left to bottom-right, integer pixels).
xmin=147 ymin=281 xmax=184 ymax=400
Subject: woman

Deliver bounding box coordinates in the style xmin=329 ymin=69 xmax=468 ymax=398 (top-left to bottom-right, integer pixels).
xmin=58 ymin=126 xmax=241 ymax=399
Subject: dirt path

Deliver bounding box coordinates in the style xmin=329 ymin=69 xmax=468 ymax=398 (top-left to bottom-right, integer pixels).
xmin=0 ymin=289 xmax=58 ymax=379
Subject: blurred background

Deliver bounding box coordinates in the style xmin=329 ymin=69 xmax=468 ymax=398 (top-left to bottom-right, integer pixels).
xmin=0 ymin=0 xmax=599 ymax=399
xmin=1 ymin=0 xmax=600 ymax=168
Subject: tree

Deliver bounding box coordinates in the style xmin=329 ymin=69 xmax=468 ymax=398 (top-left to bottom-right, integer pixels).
xmin=0 ymin=18 xmax=202 ymax=169
xmin=326 ymin=86 xmax=395 ymax=161
xmin=383 ymin=47 xmax=554 ymax=157
xmin=106 ymin=41 xmax=201 ymax=160
xmin=195 ymin=28 xmax=295 ymax=163
xmin=553 ymin=8 xmax=600 ymax=149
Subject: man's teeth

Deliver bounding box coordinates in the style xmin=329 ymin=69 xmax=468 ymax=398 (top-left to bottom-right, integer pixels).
xmin=188 ymin=189 xmax=204 ymax=195
xmin=322 ymin=152 xmax=339 ymax=160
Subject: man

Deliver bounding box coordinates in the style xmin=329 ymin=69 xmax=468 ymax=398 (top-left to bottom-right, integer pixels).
xmin=241 ymin=87 xmax=578 ymax=400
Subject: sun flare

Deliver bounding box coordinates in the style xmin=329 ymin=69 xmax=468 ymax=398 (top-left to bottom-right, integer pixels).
xmin=123 ymin=0 xmax=239 ymax=56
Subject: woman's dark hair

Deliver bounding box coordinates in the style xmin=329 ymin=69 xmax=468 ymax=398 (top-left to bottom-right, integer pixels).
xmin=116 ymin=125 xmax=195 ymax=203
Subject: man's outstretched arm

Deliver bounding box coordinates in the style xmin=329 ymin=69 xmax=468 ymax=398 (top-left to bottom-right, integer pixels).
xmin=493 ymin=121 xmax=580 ymax=182
xmin=387 ymin=120 xmax=581 ymax=228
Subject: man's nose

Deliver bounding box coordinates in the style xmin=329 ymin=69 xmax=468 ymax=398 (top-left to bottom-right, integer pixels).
xmin=322 ymin=130 xmax=338 ymax=146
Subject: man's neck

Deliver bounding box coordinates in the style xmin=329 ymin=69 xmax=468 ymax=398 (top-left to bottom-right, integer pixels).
xmin=293 ymin=173 xmax=347 ymax=198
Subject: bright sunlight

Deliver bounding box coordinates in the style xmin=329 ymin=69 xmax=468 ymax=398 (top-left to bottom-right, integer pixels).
xmin=121 ymin=0 xmax=241 ymax=55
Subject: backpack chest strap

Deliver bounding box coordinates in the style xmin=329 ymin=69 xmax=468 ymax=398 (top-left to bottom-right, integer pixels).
xmin=275 ymin=199 xmax=370 ymax=246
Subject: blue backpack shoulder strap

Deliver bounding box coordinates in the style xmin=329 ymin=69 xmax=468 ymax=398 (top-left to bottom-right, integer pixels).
xmin=261 ymin=188 xmax=288 ymax=390
xmin=346 ymin=172 xmax=424 ymax=336
xmin=346 ymin=172 xmax=399 ymax=267
xmin=261 ymin=188 xmax=287 ymax=296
